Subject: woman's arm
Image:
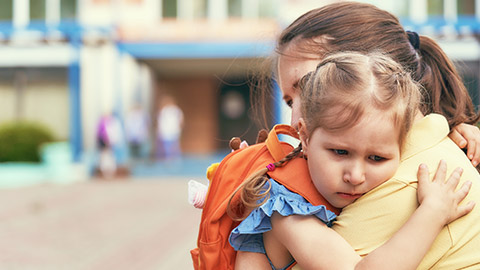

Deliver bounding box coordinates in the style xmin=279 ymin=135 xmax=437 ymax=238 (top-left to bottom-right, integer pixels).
xmin=449 ymin=123 xmax=480 ymax=166
xmin=267 ymin=161 xmax=474 ymax=270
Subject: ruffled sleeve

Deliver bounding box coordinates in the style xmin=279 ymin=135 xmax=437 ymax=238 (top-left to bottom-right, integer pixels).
xmin=229 ymin=179 xmax=337 ymax=253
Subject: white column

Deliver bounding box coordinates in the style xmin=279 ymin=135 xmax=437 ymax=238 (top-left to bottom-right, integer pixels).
xmin=242 ymin=0 xmax=259 ymax=19
xmin=208 ymin=0 xmax=227 ymax=21
xmin=476 ymin=0 xmax=480 ymax=20
xmin=409 ymin=0 xmax=427 ymax=23
xmin=13 ymin=0 xmax=30 ymax=28
xmin=158 ymin=0 xmax=163 ymax=20
xmin=148 ymin=0 xmax=161 ymax=21
xmin=178 ymin=0 xmax=194 ymax=20
xmin=444 ymin=0 xmax=457 ymax=22
xmin=46 ymin=0 xmax=60 ymax=26
xmin=77 ymin=0 xmax=85 ymax=24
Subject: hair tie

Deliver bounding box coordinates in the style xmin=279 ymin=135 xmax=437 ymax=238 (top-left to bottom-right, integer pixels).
xmin=266 ymin=163 xmax=276 ymax=171
xmin=406 ymin=31 xmax=420 ymax=50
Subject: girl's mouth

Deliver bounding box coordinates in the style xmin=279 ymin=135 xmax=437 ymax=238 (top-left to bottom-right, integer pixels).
xmin=337 ymin=192 xmax=363 ymax=200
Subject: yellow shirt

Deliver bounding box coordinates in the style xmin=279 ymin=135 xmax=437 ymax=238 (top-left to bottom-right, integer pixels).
xmin=332 ymin=114 xmax=480 ymax=269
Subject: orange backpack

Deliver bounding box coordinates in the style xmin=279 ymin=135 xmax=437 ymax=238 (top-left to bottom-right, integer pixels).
xmin=190 ymin=124 xmax=340 ymax=270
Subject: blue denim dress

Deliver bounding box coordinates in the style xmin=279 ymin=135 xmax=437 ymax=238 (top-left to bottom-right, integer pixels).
xmin=229 ymin=179 xmax=337 ymax=269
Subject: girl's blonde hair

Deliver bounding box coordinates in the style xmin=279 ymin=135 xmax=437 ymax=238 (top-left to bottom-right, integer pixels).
xmin=229 ymin=52 xmax=421 ymax=220
xmin=300 ymin=51 xmax=422 ymax=148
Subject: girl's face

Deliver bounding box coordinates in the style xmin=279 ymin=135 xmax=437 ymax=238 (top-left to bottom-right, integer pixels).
xmin=299 ymin=113 xmax=401 ymax=208
xmin=277 ymin=45 xmax=320 ymax=128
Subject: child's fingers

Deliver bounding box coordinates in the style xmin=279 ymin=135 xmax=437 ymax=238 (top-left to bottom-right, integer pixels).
xmin=417 ymin=163 xmax=429 ymax=185
xmin=453 ymin=180 xmax=472 ymax=204
xmin=444 ymin=167 xmax=463 ymax=190
xmin=455 ymin=200 xmax=476 ymax=219
xmin=432 ymin=160 xmax=447 ymax=183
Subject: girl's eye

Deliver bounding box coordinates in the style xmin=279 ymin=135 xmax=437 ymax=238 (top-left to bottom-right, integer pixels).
xmin=369 ymin=155 xmax=385 ymax=162
xmin=333 ymin=149 xmax=348 ymax=155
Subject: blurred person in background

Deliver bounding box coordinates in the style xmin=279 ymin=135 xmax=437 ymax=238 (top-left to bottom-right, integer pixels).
xmin=97 ymin=112 xmax=116 ymax=178
xmin=96 ymin=111 xmax=125 ymax=178
xmin=125 ymin=103 xmax=150 ymax=160
xmin=156 ymin=95 xmax=184 ymax=161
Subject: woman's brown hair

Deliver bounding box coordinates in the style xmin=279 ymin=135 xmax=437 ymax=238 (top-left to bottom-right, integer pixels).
xmin=252 ymin=1 xmax=479 ymax=129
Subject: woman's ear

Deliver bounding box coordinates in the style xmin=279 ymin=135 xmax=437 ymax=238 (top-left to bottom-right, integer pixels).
xmin=298 ymin=118 xmax=309 ymax=156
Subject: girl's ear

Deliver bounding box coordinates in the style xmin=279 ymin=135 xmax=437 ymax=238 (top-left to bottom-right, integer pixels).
xmin=298 ymin=118 xmax=309 ymax=156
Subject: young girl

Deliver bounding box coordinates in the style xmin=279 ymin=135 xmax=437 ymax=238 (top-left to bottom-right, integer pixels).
xmin=258 ymin=3 xmax=480 ymax=268
xmin=229 ymin=52 xmax=474 ymax=269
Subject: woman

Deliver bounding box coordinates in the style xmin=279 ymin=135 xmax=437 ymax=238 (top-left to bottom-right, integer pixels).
xmin=239 ymin=2 xmax=480 ymax=269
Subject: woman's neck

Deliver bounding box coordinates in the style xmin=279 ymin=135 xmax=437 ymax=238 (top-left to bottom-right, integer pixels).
xmin=413 ymin=110 xmax=424 ymax=123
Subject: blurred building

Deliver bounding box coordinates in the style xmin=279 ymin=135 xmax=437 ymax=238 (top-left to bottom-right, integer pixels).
xmin=0 ymin=0 xmax=479 ymax=164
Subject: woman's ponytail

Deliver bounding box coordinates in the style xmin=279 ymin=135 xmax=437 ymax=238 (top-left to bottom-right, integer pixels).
xmin=416 ymin=35 xmax=480 ymax=128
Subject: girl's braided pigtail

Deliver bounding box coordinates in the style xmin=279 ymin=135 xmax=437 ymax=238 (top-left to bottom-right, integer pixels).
xmin=227 ymin=145 xmax=303 ymax=221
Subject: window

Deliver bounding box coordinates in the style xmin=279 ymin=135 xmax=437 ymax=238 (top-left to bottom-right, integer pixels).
xmin=458 ymin=0 xmax=475 ymax=15
xmin=163 ymin=0 xmax=177 ymax=18
xmin=228 ymin=0 xmax=241 ymax=17
xmin=428 ymin=0 xmax=444 ymax=16
xmin=61 ymin=0 xmax=77 ymax=20
xmin=30 ymin=0 xmax=46 ymax=20
xmin=0 ymin=0 xmax=13 ymax=21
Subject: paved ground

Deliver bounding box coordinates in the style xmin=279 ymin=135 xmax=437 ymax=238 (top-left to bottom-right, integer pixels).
xmin=0 ymin=177 xmax=203 ymax=270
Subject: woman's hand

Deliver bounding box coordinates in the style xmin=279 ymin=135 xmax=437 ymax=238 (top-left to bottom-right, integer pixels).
xmin=449 ymin=123 xmax=480 ymax=166
xmin=416 ymin=160 xmax=475 ymax=225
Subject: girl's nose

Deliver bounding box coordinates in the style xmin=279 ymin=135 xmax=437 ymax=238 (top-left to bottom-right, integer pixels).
xmin=343 ymin=162 xmax=366 ymax=185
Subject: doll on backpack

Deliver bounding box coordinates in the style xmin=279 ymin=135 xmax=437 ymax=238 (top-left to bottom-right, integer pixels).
xmin=188 ymin=131 xmax=268 ymax=209
xmin=228 ymin=52 xmax=475 ymax=269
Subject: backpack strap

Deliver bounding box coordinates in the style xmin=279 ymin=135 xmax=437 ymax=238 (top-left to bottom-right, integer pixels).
xmin=266 ymin=125 xmax=342 ymax=215
xmin=266 ymin=124 xmax=299 ymax=162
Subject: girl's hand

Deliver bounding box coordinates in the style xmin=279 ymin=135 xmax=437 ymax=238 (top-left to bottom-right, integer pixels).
xmin=449 ymin=123 xmax=480 ymax=166
xmin=417 ymin=160 xmax=475 ymax=225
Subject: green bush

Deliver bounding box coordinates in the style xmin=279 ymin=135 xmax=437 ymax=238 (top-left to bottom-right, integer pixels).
xmin=0 ymin=121 xmax=55 ymax=163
